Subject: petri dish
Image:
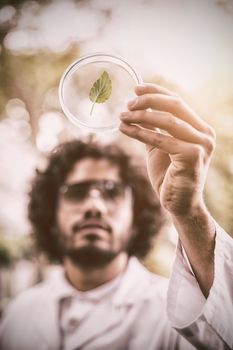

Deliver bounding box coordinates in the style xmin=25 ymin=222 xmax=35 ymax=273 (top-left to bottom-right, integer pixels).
xmin=59 ymin=53 xmax=143 ymax=132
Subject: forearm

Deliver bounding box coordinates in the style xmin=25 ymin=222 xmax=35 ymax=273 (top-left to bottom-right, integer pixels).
xmin=171 ymin=202 xmax=216 ymax=298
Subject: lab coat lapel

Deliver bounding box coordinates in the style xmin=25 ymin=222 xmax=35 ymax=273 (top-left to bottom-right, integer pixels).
xmin=66 ymin=301 xmax=123 ymax=350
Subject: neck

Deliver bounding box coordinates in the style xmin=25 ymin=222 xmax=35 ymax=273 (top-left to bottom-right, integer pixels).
xmin=64 ymin=252 xmax=129 ymax=291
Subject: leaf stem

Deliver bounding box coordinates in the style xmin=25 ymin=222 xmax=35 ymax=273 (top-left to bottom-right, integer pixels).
xmin=90 ymin=102 xmax=95 ymax=116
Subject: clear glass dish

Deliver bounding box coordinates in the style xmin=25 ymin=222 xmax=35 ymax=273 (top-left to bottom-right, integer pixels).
xmin=59 ymin=53 xmax=142 ymax=132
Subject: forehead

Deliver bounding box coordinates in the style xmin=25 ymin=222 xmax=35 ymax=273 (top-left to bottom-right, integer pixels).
xmin=65 ymin=157 xmax=121 ymax=184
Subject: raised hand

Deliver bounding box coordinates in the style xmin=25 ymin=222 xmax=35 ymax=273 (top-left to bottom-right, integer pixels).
xmin=120 ymin=83 xmax=216 ymax=216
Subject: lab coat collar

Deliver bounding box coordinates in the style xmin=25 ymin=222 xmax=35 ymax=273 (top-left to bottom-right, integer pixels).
xmin=49 ymin=257 xmax=151 ymax=306
xmin=112 ymin=257 xmax=152 ymax=306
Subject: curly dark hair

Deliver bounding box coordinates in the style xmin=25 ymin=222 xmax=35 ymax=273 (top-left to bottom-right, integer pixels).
xmin=28 ymin=139 xmax=166 ymax=262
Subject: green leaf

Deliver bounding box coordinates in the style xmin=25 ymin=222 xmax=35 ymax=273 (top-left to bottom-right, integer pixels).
xmin=89 ymin=71 xmax=112 ymax=116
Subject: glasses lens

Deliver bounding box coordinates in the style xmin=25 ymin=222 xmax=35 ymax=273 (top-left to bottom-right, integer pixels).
xmin=60 ymin=182 xmax=89 ymax=201
xmin=60 ymin=180 xmax=127 ymax=202
xmin=100 ymin=181 xmax=125 ymax=200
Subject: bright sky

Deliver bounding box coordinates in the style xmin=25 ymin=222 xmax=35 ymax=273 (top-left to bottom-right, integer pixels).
xmin=3 ymin=0 xmax=233 ymax=91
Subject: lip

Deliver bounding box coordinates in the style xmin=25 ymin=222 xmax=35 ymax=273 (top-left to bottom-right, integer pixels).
xmin=72 ymin=220 xmax=111 ymax=235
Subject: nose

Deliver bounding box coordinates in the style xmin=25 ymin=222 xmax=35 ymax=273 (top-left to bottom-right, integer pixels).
xmin=82 ymin=189 xmax=108 ymax=219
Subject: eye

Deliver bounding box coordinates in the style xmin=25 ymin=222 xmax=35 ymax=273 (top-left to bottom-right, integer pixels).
xmin=70 ymin=186 xmax=86 ymax=200
xmin=103 ymin=181 xmax=125 ymax=199
xmin=61 ymin=183 xmax=89 ymax=201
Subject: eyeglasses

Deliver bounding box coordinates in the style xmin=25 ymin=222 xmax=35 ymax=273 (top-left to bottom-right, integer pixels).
xmin=59 ymin=180 xmax=129 ymax=203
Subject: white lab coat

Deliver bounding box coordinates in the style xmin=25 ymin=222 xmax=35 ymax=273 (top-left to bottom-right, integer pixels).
xmin=0 ymin=224 xmax=232 ymax=350
xmin=168 ymin=223 xmax=233 ymax=350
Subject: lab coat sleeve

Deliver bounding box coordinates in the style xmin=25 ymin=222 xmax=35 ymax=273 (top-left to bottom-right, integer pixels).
xmin=167 ymin=223 xmax=233 ymax=350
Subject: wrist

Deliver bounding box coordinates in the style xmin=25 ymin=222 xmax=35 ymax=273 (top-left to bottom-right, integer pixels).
xmin=171 ymin=200 xmax=216 ymax=245
xmin=171 ymin=199 xmax=208 ymax=222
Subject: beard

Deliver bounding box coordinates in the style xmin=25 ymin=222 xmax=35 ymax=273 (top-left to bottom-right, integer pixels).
xmin=56 ymin=230 xmax=131 ymax=269
xmin=64 ymin=245 xmax=119 ymax=269
xmin=54 ymin=224 xmax=136 ymax=269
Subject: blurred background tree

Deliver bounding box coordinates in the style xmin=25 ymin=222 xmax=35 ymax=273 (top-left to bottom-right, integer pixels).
xmin=0 ymin=0 xmax=233 ymax=311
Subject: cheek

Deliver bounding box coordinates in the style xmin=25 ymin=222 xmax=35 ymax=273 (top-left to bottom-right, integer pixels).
xmin=111 ymin=202 xmax=134 ymax=238
xmin=56 ymin=202 xmax=75 ymax=234
xmin=57 ymin=210 xmax=66 ymax=232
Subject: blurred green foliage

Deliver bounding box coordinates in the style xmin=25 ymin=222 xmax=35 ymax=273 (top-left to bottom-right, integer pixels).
xmin=0 ymin=235 xmax=33 ymax=265
xmin=0 ymin=47 xmax=79 ymax=135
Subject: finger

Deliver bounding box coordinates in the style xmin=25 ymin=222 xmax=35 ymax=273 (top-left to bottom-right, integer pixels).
xmin=135 ymin=83 xmax=174 ymax=96
xmin=127 ymin=92 xmax=215 ymax=137
xmin=120 ymin=110 xmax=209 ymax=146
xmin=119 ymin=121 xmax=194 ymax=156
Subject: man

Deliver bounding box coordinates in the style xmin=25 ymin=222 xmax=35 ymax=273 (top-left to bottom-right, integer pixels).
xmin=0 ymin=83 xmax=232 ymax=350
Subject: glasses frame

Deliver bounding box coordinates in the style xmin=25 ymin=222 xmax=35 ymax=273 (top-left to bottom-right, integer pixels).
xmin=59 ymin=179 xmax=130 ymax=204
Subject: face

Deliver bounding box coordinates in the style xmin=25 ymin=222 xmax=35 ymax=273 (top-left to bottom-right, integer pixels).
xmin=56 ymin=157 xmax=134 ymax=268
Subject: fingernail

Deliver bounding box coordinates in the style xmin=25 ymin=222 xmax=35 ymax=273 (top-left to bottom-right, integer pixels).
xmin=137 ymin=83 xmax=146 ymax=89
xmin=135 ymin=83 xmax=146 ymax=92
xmin=127 ymin=99 xmax=137 ymax=108
xmin=119 ymin=122 xmax=126 ymax=131
xmin=120 ymin=112 xmax=128 ymax=119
